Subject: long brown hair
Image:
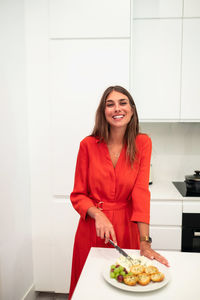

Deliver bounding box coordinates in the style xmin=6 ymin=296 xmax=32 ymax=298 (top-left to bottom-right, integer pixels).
xmin=91 ymin=85 xmax=139 ymax=165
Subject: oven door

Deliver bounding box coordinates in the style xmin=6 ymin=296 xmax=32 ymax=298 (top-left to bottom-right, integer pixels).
xmin=182 ymin=227 xmax=200 ymax=252
xmin=182 ymin=213 xmax=200 ymax=252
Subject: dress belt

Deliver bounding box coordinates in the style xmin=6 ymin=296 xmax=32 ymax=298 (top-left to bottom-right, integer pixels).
xmin=94 ymin=200 xmax=130 ymax=211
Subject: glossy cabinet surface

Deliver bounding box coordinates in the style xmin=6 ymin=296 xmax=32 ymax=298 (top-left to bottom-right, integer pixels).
xmin=181 ymin=19 xmax=200 ymax=119
xmin=131 ymin=1 xmax=200 ymax=121
xmin=184 ymin=0 xmax=200 ymax=17
xmin=49 ymin=0 xmax=130 ymax=38
xmin=131 ymin=19 xmax=182 ymax=120
xmin=183 ymin=201 xmax=200 ymax=213
xmin=49 ymin=38 xmax=130 ymax=195
xmin=151 ymin=227 xmax=181 ymax=250
xmin=150 ymin=201 xmax=182 ymax=225
xmin=150 ymin=200 xmax=182 ymax=250
xmin=132 ymin=0 xmax=182 ymax=18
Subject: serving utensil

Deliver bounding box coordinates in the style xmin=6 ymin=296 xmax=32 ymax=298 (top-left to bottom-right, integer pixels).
xmin=108 ymin=239 xmax=134 ymax=264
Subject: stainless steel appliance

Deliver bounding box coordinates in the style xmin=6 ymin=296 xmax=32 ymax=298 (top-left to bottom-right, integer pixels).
xmin=182 ymin=213 xmax=200 ymax=252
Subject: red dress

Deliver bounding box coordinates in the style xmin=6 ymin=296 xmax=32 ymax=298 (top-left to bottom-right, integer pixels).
xmin=69 ymin=134 xmax=152 ymax=299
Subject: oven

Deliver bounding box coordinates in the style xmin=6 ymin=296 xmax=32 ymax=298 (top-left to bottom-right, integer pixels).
xmin=172 ymin=180 xmax=200 ymax=252
xmin=182 ymin=213 xmax=200 ymax=252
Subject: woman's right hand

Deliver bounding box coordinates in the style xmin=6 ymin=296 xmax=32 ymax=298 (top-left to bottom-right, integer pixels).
xmin=87 ymin=206 xmax=117 ymax=244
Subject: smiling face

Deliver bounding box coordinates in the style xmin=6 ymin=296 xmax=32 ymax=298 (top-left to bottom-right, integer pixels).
xmin=104 ymin=90 xmax=133 ymax=129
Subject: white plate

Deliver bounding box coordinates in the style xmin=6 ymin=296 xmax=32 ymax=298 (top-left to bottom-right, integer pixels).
xmin=102 ymin=260 xmax=171 ymax=292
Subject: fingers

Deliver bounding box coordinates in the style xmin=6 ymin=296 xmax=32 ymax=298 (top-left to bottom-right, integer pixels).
xmin=140 ymin=248 xmax=154 ymax=260
xmin=104 ymin=225 xmax=117 ymax=244
xmin=100 ymin=227 xmax=105 ymax=240
xmin=154 ymin=253 xmax=170 ymax=267
xmin=110 ymin=227 xmax=117 ymax=245
xmin=95 ymin=213 xmax=117 ymax=244
xmin=96 ymin=227 xmax=101 ymax=238
xmin=104 ymin=231 xmax=110 ymax=244
xmin=150 ymin=251 xmax=170 ymax=267
xmin=96 ymin=224 xmax=117 ymax=244
xmin=141 ymin=249 xmax=170 ymax=267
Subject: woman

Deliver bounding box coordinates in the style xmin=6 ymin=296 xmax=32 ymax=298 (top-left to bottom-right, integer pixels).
xmin=69 ymin=86 xmax=169 ymax=299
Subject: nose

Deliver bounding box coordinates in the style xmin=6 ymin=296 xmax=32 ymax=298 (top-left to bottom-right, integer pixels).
xmin=114 ymin=103 xmax=121 ymax=112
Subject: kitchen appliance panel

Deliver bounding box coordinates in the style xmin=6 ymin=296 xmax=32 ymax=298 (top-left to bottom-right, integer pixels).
xmin=182 ymin=213 xmax=200 ymax=252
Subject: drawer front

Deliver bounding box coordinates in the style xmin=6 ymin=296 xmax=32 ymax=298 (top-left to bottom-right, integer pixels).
xmin=150 ymin=226 xmax=181 ymax=250
xmin=150 ymin=201 xmax=182 ymax=226
xmin=183 ymin=201 xmax=200 ymax=213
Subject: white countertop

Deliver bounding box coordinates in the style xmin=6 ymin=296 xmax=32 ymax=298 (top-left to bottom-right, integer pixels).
xmin=149 ymin=181 xmax=200 ymax=201
xmin=72 ymin=247 xmax=200 ymax=300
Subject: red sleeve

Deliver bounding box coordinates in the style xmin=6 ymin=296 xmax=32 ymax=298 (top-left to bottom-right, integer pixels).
xmin=70 ymin=140 xmax=95 ymax=220
xmin=130 ymin=135 xmax=152 ymax=224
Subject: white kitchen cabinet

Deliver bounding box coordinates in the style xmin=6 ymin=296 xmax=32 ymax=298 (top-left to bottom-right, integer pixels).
xmin=150 ymin=201 xmax=182 ymax=226
xmin=132 ymin=0 xmax=182 ymax=18
xmin=150 ymin=200 xmax=182 ymax=250
xmin=52 ymin=200 xmax=79 ymax=293
xmin=181 ymin=19 xmax=200 ymax=120
xmin=49 ymin=0 xmax=130 ymax=38
xmin=131 ymin=19 xmax=182 ymax=120
xmin=49 ymin=38 xmax=130 ymax=195
xmin=150 ymin=227 xmax=181 ymax=250
xmin=183 ymin=200 xmax=200 ymax=213
xmin=184 ymin=0 xmax=200 ymax=17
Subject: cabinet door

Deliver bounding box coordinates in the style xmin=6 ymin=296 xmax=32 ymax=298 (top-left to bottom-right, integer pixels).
xmin=181 ymin=19 xmax=200 ymax=120
xmin=150 ymin=226 xmax=181 ymax=250
xmin=183 ymin=201 xmax=200 ymax=213
xmin=131 ymin=19 xmax=182 ymax=120
xmin=49 ymin=0 xmax=130 ymax=38
xmin=150 ymin=201 xmax=182 ymax=226
xmin=52 ymin=201 xmax=79 ymax=292
xmin=184 ymin=0 xmax=200 ymax=17
xmin=132 ymin=0 xmax=182 ymax=18
xmin=49 ymin=39 xmax=130 ymax=195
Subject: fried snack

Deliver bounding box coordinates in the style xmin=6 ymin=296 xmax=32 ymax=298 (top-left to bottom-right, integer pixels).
xmin=124 ymin=275 xmax=138 ymax=286
xmin=137 ymin=273 xmax=151 ymax=286
xmin=130 ymin=264 xmax=145 ymax=275
xmin=151 ymin=272 xmax=165 ymax=282
xmin=145 ymin=265 xmax=159 ymax=275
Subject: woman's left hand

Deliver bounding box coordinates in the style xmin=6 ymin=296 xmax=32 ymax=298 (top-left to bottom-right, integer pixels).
xmin=140 ymin=241 xmax=170 ymax=267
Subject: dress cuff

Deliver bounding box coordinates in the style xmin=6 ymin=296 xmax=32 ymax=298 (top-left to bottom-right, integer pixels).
xmin=130 ymin=212 xmax=150 ymax=224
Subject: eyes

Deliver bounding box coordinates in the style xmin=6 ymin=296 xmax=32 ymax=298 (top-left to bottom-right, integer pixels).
xmin=106 ymin=101 xmax=128 ymax=107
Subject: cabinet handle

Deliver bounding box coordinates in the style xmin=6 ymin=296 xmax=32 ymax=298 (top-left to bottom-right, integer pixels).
xmin=194 ymin=232 xmax=200 ymax=237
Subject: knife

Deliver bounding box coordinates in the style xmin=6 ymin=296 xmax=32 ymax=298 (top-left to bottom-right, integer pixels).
xmin=108 ymin=239 xmax=134 ymax=264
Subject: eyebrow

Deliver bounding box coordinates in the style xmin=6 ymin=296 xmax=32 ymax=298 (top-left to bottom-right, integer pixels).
xmin=106 ymin=98 xmax=128 ymax=102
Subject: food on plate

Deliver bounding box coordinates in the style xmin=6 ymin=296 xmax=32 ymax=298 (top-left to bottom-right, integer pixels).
xmin=123 ymin=275 xmax=138 ymax=286
xmin=145 ymin=266 xmax=159 ymax=275
xmin=116 ymin=274 xmax=124 ymax=283
xmin=109 ymin=255 xmax=165 ymax=288
xmin=110 ymin=265 xmax=129 ymax=280
xmin=116 ymin=254 xmax=151 ymax=272
xmin=151 ymin=272 xmax=165 ymax=282
xmin=130 ymin=264 xmax=145 ymax=275
xmin=137 ymin=273 xmax=151 ymax=286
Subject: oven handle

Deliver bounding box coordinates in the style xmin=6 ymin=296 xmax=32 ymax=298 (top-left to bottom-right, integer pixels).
xmin=194 ymin=231 xmax=200 ymax=237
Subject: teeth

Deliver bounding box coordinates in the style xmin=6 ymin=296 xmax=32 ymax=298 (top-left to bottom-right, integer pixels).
xmin=113 ymin=115 xmax=124 ymax=119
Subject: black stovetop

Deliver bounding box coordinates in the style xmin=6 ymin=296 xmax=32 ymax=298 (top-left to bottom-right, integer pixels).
xmin=173 ymin=181 xmax=200 ymax=197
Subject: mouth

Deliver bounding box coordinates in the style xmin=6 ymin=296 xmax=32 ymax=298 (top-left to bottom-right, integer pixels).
xmin=112 ymin=114 xmax=125 ymax=120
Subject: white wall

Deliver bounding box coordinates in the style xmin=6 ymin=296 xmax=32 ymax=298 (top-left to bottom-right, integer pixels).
xmin=140 ymin=122 xmax=200 ymax=183
xmin=0 ymin=1 xmax=34 ymax=299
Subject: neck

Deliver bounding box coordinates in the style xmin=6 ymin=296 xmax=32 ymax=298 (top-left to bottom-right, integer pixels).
xmin=108 ymin=127 xmax=126 ymax=145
